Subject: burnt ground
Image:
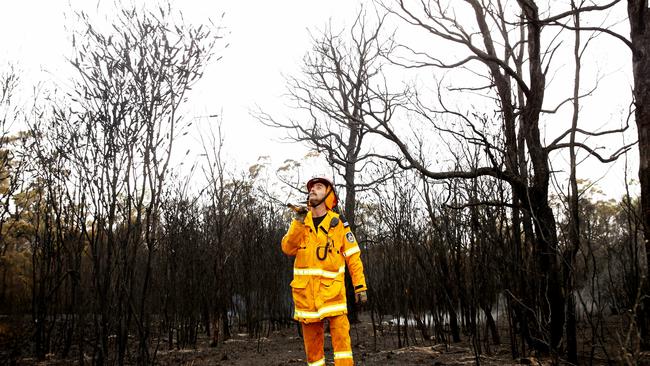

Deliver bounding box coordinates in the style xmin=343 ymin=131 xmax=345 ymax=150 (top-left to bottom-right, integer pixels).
xmin=151 ymin=314 xmax=552 ymax=366
xmin=9 ymin=313 xmax=650 ymax=365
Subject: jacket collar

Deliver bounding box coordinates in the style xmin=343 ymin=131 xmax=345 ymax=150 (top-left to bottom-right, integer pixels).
xmin=305 ymin=210 xmax=337 ymax=234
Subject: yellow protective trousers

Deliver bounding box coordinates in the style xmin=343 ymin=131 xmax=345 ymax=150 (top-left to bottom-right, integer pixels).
xmin=301 ymin=314 xmax=354 ymax=366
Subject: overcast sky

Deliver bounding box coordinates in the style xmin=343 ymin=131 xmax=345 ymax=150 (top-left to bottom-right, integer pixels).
xmin=0 ymin=0 xmax=638 ymax=200
xmin=0 ymin=0 xmax=362 ymax=163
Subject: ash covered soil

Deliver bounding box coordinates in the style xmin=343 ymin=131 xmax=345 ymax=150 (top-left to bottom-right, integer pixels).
xmin=9 ymin=313 xmax=650 ymax=365
xmin=153 ymin=315 xmax=547 ymax=366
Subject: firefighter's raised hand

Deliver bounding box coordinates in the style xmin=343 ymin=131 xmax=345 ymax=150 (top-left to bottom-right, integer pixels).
xmin=355 ymin=291 xmax=367 ymax=305
xmin=294 ymin=210 xmax=307 ymax=223
xmin=287 ymin=203 xmax=308 ymax=223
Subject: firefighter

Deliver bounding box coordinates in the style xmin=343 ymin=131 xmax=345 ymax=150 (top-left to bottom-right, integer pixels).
xmin=282 ymin=175 xmax=368 ymax=366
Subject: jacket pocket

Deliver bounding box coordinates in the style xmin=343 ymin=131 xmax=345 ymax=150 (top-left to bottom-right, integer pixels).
xmin=320 ymin=277 xmax=344 ymax=303
xmin=291 ymin=276 xmax=310 ymax=309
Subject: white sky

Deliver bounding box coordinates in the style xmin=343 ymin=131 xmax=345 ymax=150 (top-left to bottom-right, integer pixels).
xmin=0 ymin=0 xmax=363 ymax=187
xmin=0 ymin=0 xmax=639 ymax=201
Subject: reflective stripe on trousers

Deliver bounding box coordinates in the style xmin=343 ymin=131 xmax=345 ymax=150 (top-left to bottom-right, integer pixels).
xmin=307 ymin=358 xmax=325 ymax=366
xmin=334 ymin=351 xmax=353 ymax=359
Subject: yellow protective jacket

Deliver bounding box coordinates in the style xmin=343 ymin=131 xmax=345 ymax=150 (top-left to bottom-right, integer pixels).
xmin=282 ymin=210 xmax=367 ymax=323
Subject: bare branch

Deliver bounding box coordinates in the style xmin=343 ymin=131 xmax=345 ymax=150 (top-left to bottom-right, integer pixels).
xmin=547 ymin=140 xmax=636 ymax=162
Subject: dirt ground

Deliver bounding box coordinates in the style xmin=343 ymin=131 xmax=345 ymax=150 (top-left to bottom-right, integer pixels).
xmin=12 ymin=313 xmax=643 ymax=365
xmin=151 ymin=315 xmax=549 ymax=366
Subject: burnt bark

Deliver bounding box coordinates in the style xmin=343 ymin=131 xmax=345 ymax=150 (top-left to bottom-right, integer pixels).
xmin=628 ymin=0 xmax=650 ymax=345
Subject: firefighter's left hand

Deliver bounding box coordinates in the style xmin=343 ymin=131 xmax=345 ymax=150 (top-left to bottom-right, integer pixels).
xmin=355 ymin=291 xmax=367 ymax=305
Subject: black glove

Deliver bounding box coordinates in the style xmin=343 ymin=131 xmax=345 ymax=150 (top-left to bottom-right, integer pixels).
xmin=287 ymin=203 xmax=308 ymax=223
xmin=355 ymin=291 xmax=368 ymax=305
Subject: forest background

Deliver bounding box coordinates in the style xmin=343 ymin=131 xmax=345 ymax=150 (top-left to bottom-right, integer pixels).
xmin=0 ymin=0 xmax=647 ymax=365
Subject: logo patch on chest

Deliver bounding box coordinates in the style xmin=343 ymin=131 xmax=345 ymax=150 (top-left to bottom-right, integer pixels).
xmin=346 ymin=232 xmax=355 ymax=243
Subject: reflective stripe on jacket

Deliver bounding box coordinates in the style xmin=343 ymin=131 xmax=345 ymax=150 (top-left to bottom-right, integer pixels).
xmin=282 ymin=210 xmax=367 ymax=323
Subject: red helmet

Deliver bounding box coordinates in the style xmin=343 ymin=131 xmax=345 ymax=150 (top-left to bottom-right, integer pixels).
xmin=306 ymin=176 xmax=338 ymax=209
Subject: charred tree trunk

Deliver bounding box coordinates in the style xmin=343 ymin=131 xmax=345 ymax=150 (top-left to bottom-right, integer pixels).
xmin=343 ymin=154 xmax=360 ymax=323
xmin=628 ymin=0 xmax=650 ymax=346
xmin=563 ymin=6 xmax=582 ymax=363
xmin=517 ymin=1 xmax=565 ymax=354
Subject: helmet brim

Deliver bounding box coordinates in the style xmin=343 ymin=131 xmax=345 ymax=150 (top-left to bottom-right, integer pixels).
xmin=306 ymin=177 xmax=333 ymax=191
